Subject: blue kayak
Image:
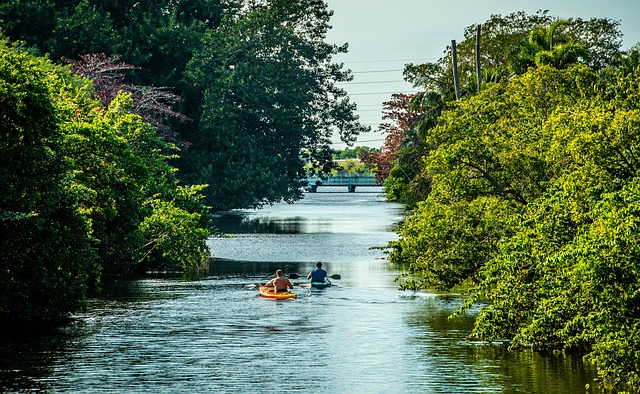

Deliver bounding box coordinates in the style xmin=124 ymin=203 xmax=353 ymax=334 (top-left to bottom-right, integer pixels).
xmin=310 ymin=279 xmax=331 ymax=288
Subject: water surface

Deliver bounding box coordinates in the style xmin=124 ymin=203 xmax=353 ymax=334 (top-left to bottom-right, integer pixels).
xmin=0 ymin=190 xmax=597 ymax=393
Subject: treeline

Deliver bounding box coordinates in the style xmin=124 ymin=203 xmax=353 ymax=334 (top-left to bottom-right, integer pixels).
xmin=333 ymin=146 xmax=378 ymax=160
xmin=0 ymin=0 xmax=365 ymax=211
xmin=366 ymin=11 xmax=640 ymax=391
xmin=0 ymin=0 xmax=364 ymax=321
xmin=331 ymin=147 xmax=378 ymax=175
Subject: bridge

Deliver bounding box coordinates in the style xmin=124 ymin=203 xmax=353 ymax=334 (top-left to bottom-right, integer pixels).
xmin=305 ymin=174 xmax=380 ymax=192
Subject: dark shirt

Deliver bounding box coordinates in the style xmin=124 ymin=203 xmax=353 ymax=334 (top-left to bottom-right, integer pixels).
xmin=310 ymin=268 xmax=327 ymax=282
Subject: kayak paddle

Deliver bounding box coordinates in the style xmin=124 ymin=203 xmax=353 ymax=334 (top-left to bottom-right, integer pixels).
xmin=288 ymin=273 xmax=340 ymax=280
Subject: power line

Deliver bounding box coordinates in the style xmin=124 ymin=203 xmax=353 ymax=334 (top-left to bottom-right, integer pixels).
xmin=343 ymin=57 xmax=434 ymax=64
xmin=337 ymin=80 xmax=407 ymax=85
xmin=349 ymin=90 xmax=417 ymax=96
xmin=355 ymin=138 xmax=386 ymax=142
xmin=350 ymin=69 xmax=404 ymax=74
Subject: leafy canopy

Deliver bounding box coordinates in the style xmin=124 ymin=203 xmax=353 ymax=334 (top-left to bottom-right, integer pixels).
xmin=185 ymin=0 xmax=367 ymax=209
xmin=0 ymin=36 xmax=211 ymax=321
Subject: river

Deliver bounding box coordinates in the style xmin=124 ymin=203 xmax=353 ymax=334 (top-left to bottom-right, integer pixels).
xmin=0 ymin=189 xmax=598 ymax=393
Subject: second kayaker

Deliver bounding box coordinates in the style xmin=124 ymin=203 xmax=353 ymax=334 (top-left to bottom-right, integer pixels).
xmin=264 ymin=269 xmax=294 ymax=292
xmin=306 ymin=262 xmax=328 ymax=283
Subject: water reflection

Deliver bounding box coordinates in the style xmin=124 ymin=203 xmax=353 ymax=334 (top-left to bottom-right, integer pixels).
xmin=214 ymin=211 xmax=308 ymax=234
xmin=1 ymin=323 xmax=77 ymax=392
xmin=209 ymin=258 xmax=305 ymax=280
xmin=404 ymin=295 xmax=597 ymax=393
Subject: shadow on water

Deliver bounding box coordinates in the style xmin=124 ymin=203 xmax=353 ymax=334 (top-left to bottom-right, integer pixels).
xmin=0 ymin=319 xmax=87 ymax=392
xmin=401 ymin=294 xmax=598 ymax=393
xmin=207 ymin=258 xmax=309 ymax=277
xmin=213 ymin=211 xmax=307 ymax=234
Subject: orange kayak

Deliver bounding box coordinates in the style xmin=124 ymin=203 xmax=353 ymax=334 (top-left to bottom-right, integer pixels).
xmin=258 ymin=286 xmax=297 ymax=299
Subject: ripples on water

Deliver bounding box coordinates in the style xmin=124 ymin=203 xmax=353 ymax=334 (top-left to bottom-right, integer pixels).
xmin=1 ymin=277 xmax=597 ymax=393
xmin=0 ymin=191 xmax=597 ymax=393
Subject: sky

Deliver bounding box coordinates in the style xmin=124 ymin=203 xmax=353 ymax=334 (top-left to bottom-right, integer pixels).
xmin=324 ymin=0 xmax=640 ymax=149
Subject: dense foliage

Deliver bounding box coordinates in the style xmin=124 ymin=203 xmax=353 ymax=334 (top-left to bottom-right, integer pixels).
xmin=183 ymin=0 xmax=365 ymax=209
xmin=463 ymin=65 xmax=640 ymax=390
xmin=64 ymin=53 xmax=191 ymax=146
xmin=377 ymin=11 xmax=640 ymax=391
xmin=361 ymin=93 xmax=428 ymax=205
xmin=0 ymin=38 xmax=210 ymax=321
xmin=0 ymin=38 xmax=95 ymax=321
xmin=0 ymin=0 xmax=365 ymax=210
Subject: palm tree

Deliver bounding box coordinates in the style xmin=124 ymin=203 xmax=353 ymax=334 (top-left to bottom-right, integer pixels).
xmin=510 ymin=19 xmax=589 ymax=74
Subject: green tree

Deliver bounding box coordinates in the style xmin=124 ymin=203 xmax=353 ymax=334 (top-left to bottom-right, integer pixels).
xmin=509 ymin=19 xmax=590 ymax=74
xmin=0 ymin=36 xmax=212 ymax=321
xmin=62 ymin=92 xmax=211 ymax=277
xmin=389 ymin=65 xmax=594 ymax=290
xmin=0 ymin=37 xmax=96 ymax=321
xmin=390 ymin=196 xmax=519 ymax=290
xmin=334 ymin=146 xmax=377 ymax=160
xmin=450 ymin=11 xmax=621 ymax=87
xmin=383 ymin=13 xmax=625 ymax=291
xmin=138 ymin=184 xmax=211 ymax=270
xmin=185 ymin=0 xmax=366 ymax=210
xmin=380 ymin=13 xmax=623 ymax=208
xmin=47 ymin=0 xmax=118 ymax=59
xmin=0 ymin=0 xmax=58 ymax=52
xmin=440 ymin=64 xmax=640 ymax=391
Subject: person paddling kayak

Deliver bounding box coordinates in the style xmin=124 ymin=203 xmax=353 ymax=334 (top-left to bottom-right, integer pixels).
xmin=264 ymin=269 xmax=294 ymax=292
xmin=306 ymin=262 xmax=327 ymax=283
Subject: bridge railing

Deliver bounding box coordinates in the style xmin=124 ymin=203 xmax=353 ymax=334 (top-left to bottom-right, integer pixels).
xmin=305 ymin=174 xmax=380 ymax=192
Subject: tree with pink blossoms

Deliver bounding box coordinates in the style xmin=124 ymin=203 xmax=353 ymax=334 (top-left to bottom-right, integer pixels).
xmin=65 ymin=53 xmax=191 ymax=147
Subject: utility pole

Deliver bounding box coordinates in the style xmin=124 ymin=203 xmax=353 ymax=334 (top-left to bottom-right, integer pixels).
xmin=451 ymin=40 xmax=461 ymax=100
xmin=476 ymin=24 xmax=482 ymax=92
